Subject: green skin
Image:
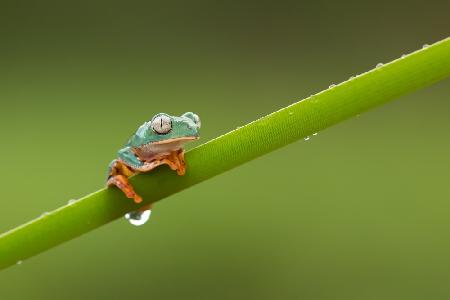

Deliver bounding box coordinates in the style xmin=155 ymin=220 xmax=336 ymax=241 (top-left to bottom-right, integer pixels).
xmin=107 ymin=112 xmax=200 ymax=204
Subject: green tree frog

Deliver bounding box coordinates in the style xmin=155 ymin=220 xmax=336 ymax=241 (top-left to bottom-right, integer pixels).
xmin=107 ymin=112 xmax=200 ymax=225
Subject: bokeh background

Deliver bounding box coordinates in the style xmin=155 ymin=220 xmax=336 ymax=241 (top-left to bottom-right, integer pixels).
xmin=0 ymin=1 xmax=449 ymax=299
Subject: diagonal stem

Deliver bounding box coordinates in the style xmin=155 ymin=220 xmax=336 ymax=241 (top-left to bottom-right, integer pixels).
xmin=0 ymin=37 xmax=449 ymax=271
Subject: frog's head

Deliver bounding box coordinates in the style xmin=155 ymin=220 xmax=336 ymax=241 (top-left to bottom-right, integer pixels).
xmin=130 ymin=112 xmax=201 ymax=149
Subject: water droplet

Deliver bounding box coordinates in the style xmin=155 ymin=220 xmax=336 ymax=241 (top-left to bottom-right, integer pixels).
xmin=329 ymin=84 xmax=336 ymax=88
xmin=125 ymin=209 xmax=151 ymax=226
xmin=304 ymin=136 xmax=310 ymax=141
xmin=313 ymin=132 xmax=318 ymax=136
xmin=349 ymin=76 xmax=355 ymax=80
xmin=422 ymin=44 xmax=429 ymax=49
xmin=376 ymin=63 xmax=384 ymax=68
xmin=40 ymin=212 xmax=49 ymax=218
xmin=67 ymin=199 xmax=77 ymax=205
xmin=288 ymin=111 xmax=294 ymax=116
xmin=401 ymin=54 xmax=406 ymax=58
xmin=17 ymin=260 xmax=22 ymax=265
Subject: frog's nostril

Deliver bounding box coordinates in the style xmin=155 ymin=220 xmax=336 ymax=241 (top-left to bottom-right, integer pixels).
xmin=187 ymin=122 xmax=199 ymax=130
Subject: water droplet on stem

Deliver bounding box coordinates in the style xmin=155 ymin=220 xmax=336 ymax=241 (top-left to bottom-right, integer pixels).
xmin=125 ymin=210 xmax=152 ymax=226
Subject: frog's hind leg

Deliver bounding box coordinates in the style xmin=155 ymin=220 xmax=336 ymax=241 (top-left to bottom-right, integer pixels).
xmin=107 ymin=159 xmax=143 ymax=204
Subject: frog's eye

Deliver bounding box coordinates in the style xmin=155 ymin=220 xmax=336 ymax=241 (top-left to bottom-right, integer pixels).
xmin=151 ymin=114 xmax=172 ymax=134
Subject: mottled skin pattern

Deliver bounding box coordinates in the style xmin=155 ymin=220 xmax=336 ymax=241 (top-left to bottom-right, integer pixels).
xmin=107 ymin=112 xmax=200 ymax=212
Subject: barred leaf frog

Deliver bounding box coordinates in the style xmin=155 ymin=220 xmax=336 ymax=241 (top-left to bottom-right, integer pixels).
xmin=107 ymin=112 xmax=200 ymax=225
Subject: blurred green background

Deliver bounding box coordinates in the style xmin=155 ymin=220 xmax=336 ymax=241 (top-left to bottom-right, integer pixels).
xmin=1 ymin=0 xmax=450 ymax=299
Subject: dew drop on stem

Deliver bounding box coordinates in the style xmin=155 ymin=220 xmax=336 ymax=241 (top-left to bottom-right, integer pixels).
xmin=125 ymin=209 xmax=152 ymax=226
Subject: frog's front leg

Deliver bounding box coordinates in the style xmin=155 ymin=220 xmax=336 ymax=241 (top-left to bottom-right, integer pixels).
xmin=107 ymin=147 xmax=145 ymax=203
xmin=160 ymin=149 xmax=186 ymax=175
xmin=174 ymin=149 xmax=186 ymax=175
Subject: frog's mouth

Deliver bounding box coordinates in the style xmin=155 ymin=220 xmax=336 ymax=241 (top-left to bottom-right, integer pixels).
xmin=151 ymin=136 xmax=199 ymax=145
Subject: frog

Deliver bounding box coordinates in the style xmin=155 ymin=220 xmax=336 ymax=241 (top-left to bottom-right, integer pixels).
xmin=107 ymin=112 xmax=200 ymax=224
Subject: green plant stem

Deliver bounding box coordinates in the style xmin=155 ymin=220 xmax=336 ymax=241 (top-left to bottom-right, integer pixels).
xmin=1 ymin=38 xmax=449 ymax=270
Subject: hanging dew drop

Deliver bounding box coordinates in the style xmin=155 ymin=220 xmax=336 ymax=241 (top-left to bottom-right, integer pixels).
xmin=401 ymin=54 xmax=406 ymax=58
xmin=40 ymin=212 xmax=49 ymax=218
xmin=313 ymin=132 xmax=318 ymax=136
xmin=376 ymin=63 xmax=384 ymax=68
xmin=125 ymin=209 xmax=152 ymax=226
xmin=67 ymin=199 xmax=76 ymax=205
xmin=329 ymin=84 xmax=336 ymax=88
xmin=304 ymin=136 xmax=310 ymax=141
xmin=422 ymin=44 xmax=429 ymax=49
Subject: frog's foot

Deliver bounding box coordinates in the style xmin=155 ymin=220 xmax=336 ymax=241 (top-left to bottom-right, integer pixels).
xmin=107 ymin=175 xmax=143 ymax=203
xmin=160 ymin=149 xmax=186 ymax=175
xmin=107 ymin=159 xmax=142 ymax=203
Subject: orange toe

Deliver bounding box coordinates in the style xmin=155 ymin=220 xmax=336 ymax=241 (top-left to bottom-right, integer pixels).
xmin=134 ymin=195 xmax=143 ymax=204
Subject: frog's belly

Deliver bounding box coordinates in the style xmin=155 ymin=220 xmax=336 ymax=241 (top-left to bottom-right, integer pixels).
xmin=135 ymin=142 xmax=183 ymax=161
